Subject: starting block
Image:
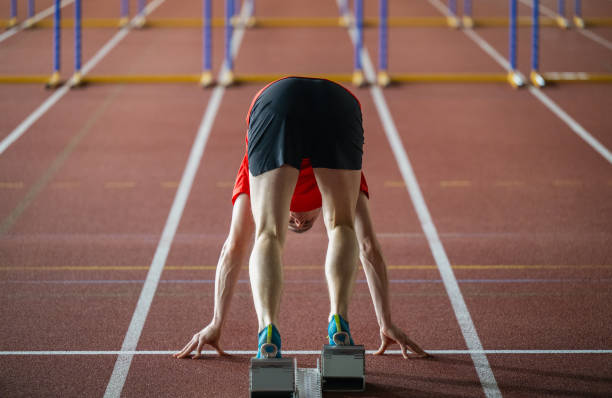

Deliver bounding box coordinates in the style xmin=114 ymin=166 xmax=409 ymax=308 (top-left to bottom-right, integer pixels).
xmin=250 ymin=357 xmax=296 ymax=398
xmin=249 ymin=345 xmax=365 ymax=397
xmin=321 ymin=344 xmax=365 ymax=392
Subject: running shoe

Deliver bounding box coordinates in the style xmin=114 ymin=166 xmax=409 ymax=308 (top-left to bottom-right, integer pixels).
xmin=257 ymin=324 xmax=282 ymax=358
xmin=328 ymin=314 xmax=355 ymax=346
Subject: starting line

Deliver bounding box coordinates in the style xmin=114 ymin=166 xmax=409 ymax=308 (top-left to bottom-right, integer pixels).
xmin=1 ymin=350 xmax=611 ymax=356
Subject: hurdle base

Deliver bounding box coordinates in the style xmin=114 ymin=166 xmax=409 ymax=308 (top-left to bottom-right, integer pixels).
xmin=23 ymin=18 xmax=36 ymax=29
xmin=46 ymin=71 xmax=62 ymax=89
xmin=69 ymin=72 xmax=83 ymax=88
xmin=507 ymin=71 xmax=524 ymax=89
xmin=339 ymin=15 xmax=354 ymax=27
xmin=321 ymin=345 xmax=365 ymax=392
xmin=133 ymin=15 xmax=147 ymax=29
xmin=250 ymin=357 xmax=296 ymax=398
xmin=8 ymin=17 xmax=18 ymax=28
xmin=462 ymin=16 xmax=474 ymax=29
xmin=377 ymin=71 xmax=391 ymax=87
xmin=555 ymin=16 xmax=569 ymax=29
xmin=200 ymin=71 xmax=214 ymax=87
xmin=119 ymin=17 xmax=130 ymax=28
xmin=447 ymin=16 xmax=460 ymax=29
xmin=573 ymin=16 xmax=585 ymax=29
xmin=530 ymin=70 xmax=545 ymax=88
xmin=220 ymin=70 xmax=234 ymax=87
xmin=352 ymin=70 xmax=365 ymax=87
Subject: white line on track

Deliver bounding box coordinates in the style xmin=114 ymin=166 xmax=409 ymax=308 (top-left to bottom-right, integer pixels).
xmin=0 ymin=0 xmax=165 ymax=157
xmin=518 ymin=0 xmax=612 ymax=51
xmin=428 ymin=0 xmax=612 ymax=166
xmin=337 ymin=2 xmax=501 ymax=397
xmin=0 ymin=0 xmax=75 ymax=43
xmin=101 ymin=3 xmax=252 ymax=398
xmin=2 ymin=349 xmax=612 ymax=356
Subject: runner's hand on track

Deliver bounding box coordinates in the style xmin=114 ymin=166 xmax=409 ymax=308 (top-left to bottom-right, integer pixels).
xmin=375 ymin=324 xmax=430 ymax=359
xmin=173 ymin=324 xmax=227 ymax=359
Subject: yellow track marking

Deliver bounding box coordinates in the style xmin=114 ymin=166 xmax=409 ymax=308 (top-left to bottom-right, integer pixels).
xmin=0 ymin=182 xmax=24 ymax=189
xmin=553 ymin=179 xmax=582 ymax=187
xmin=440 ymin=180 xmax=472 ymax=188
xmin=105 ymin=181 xmax=135 ymax=189
xmin=494 ymin=180 xmax=525 ymax=187
xmin=51 ymin=181 xmax=80 ymax=189
xmin=160 ymin=181 xmax=179 ymax=189
xmin=216 ymin=181 xmax=234 ymax=188
xmin=384 ymin=180 xmax=405 ymax=188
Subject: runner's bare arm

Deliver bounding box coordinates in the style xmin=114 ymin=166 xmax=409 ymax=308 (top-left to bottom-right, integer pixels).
xmin=354 ymin=192 xmax=429 ymax=359
xmin=174 ymin=194 xmax=254 ymax=358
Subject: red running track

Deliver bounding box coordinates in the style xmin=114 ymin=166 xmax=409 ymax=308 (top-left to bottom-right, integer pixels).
xmin=1 ymin=0 xmax=612 ymax=397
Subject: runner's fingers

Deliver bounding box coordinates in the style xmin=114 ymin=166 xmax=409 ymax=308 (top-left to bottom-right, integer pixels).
xmin=173 ymin=341 xmax=191 ymax=358
xmin=177 ymin=340 xmax=198 ymax=359
xmin=374 ymin=338 xmax=389 ymax=356
xmin=192 ymin=339 xmax=205 ymax=359
xmin=211 ymin=342 xmax=228 ymax=356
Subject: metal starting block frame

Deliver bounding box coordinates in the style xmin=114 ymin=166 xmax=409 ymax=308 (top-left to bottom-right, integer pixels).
xmin=249 ymin=345 xmax=365 ymax=397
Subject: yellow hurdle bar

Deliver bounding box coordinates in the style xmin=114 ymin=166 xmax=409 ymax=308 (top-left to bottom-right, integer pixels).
xmin=542 ymin=72 xmax=612 ymax=83
xmin=233 ymin=74 xmax=354 ymax=84
xmin=82 ymin=75 xmax=202 ymax=84
xmin=28 ymin=18 xmax=227 ymax=29
xmin=582 ymin=18 xmax=612 ymax=27
xmin=0 ymin=75 xmax=53 ymax=84
xmin=390 ymin=73 xmax=509 ymax=83
xmin=2 ymin=73 xmax=610 ymax=86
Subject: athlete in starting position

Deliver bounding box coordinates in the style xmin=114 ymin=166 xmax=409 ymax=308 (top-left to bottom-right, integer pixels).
xmin=174 ymin=77 xmax=427 ymax=360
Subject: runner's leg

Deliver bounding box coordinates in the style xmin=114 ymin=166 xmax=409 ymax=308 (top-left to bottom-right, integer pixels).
xmin=249 ymin=165 xmax=299 ymax=331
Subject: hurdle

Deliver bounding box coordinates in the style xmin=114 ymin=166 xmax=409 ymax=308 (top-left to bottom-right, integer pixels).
xmin=220 ymin=0 xmax=235 ymax=86
xmin=378 ymin=0 xmax=522 ymax=87
xmin=462 ymin=0 xmax=474 ymax=28
xmin=529 ymin=0 xmax=612 ymax=85
xmin=7 ymin=0 xmax=17 ymax=28
xmin=447 ymin=0 xmax=460 ymax=28
xmin=134 ymin=0 xmax=147 ymax=28
xmin=530 ymin=0 xmax=545 ymax=87
xmin=353 ymin=0 xmax=365 ymax=86
xmin=46 ymin=0 xmax=62 ymax=88
xmin=69 ymin=0 xmax=83 ymax=87
xmin=200 ymin=0 xmax=213 ymax=87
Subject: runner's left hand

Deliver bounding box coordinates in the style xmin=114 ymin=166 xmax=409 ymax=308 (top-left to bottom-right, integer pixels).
xmin=374 ymin=323 xmax=430 ymax=359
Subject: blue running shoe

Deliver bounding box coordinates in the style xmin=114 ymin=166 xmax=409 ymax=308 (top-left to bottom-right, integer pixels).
xmin=257 ymin=324 xmax=282 ymax=358
xmin=328 ymin=314 xmax=355 ymax=346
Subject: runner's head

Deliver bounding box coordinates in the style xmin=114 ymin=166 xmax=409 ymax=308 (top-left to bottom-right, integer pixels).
xmin=288 ymin=208 xmax=321 ymax=233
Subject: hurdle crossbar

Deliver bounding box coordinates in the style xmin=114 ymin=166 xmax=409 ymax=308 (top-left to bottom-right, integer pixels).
xmin=2 ymin=16 xmax=580 ymax=29
xmin=542 ymin=73 xmax=612 ymax=83
xmin=0 ymin=75 xmax=53 ymax=84
xmin=1 ymin=73 xmax=609 ymax=86
xmin=389 ymin=73 xmax=510 ymax=83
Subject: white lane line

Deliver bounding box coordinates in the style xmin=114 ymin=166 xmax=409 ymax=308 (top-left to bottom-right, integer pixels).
xmin=0 ymin=0 xmax=165 ymax=157
xmin=577 ymin=29 xmax=612 ymax=51
xmin=528 ymin=87 xmax=612 ymax=163
xmin=337 ymin=2 xmax=501 ymax=397
xmin=517 ymin=0 xmax=612 ymax=51
xmin=428 ymin=0 xmax=612 ymax=166
xmin=101 ymin=3 xmax=252 ymax=398
xmin=2 ymin=349 xmax=612 ymax=355
xmin=0 ymin=0 xmax=75 ymax=43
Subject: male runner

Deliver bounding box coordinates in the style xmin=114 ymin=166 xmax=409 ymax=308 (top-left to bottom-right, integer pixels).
xmin=174 ymin=77 xmax=427 ymax=360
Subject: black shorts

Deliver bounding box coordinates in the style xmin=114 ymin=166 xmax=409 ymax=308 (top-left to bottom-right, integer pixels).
xmin=247 ymin=77 xmax=364 ymax=176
